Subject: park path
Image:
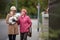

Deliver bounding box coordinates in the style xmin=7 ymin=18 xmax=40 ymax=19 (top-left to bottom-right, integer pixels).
xmin=0 ymin=19 xmax=39 ymax=40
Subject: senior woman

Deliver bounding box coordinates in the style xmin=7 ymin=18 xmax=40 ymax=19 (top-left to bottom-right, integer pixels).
xmin=18 ymin=9 xmax=32 ymax=40
xmin=6 ymin=6 xmax=18 ymax=40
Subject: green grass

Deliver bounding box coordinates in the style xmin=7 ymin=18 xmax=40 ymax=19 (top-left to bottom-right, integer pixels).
xmin=39 ymin=24 xmax=49 ymax=40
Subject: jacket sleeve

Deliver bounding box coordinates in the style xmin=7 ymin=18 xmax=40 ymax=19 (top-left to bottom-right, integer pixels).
xmin=6 ymin=14 xmax=9 ymax=24
xmin=17 ymin=17 xmax=20 ymax=25
xmin=27 ymin=16 xmax=32 ymax=28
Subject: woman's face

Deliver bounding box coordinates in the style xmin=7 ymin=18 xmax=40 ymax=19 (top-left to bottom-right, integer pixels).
xmin=21 ymin=11 xmax=26 ymax=16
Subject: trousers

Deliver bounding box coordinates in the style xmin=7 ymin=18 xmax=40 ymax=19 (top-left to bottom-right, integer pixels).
xmin=8 ymin=34 xmax=16 ymax=40
xmin=20 ymin=32 xmax=28 ymax=40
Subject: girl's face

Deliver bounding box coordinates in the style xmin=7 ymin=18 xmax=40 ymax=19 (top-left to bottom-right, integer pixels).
xmin=12 ymin=10 xmax=16 ymax=14
xmin=10 ymin=11 xmax=13 ymax=15
xmin=10 ymin=10 xmax=16 ymax=15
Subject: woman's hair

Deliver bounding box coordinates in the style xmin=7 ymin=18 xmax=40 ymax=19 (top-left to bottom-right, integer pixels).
xmin=21 ymin=8 xmax=27 ymax=14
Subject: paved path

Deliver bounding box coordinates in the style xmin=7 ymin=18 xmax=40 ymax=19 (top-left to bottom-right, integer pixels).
xmin=0 ymin=19 xmax=39 ymax=40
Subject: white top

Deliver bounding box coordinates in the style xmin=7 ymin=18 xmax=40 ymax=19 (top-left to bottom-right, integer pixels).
xmin=41 ymin=11 xmax=49 ymax=26
xmin=41 ymin=11 xmax=49 ymax=17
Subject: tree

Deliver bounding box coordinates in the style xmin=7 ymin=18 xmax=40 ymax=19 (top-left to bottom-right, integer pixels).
xmin=0 ymin=0 xmax=11 ymax=18
xmin=0 ymin=0 xmax=48 ymax=19
xmin=49 ymin=0 xmax=60 ymax=40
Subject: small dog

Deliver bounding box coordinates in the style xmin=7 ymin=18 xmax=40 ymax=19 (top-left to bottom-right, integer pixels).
xmin=8 ymin=13 xmax=20 ymax=25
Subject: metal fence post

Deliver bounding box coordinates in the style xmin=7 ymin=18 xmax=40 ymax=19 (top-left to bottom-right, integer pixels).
xmin=37 ymin=2 xmax=40 ymax=32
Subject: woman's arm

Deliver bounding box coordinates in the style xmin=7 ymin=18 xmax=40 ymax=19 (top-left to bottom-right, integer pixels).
xmin=6 ymin=14 xmax=9 ymax=24
xmin=17 ymin=17 xmax=20 ymax=25
xmin=27 ymin=16 xmax=32 ymax=28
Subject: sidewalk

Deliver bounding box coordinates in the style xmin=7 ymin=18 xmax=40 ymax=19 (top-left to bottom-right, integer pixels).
xmin=7 ymin=19 xmax=39 ymax=40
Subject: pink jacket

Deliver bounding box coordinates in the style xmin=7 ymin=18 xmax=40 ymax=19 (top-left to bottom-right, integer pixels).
xmin=18 ymin=15 xmax=32 ymax=33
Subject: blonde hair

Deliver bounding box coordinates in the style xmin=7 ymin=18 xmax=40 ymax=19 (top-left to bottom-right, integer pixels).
xmin=10 ymin=6 xmax=16 ymax=10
